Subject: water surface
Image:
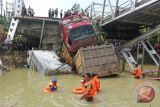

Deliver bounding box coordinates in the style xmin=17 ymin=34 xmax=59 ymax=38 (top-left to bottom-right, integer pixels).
xmin=0 ymin=68 xmax=160 ymax=107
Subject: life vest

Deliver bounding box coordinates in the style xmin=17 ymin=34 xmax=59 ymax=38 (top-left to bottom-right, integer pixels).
xmin=92 ymin=76 xmax=100 ymax=92
xmin=49 ymin=82 xmax=57 ymax=90
xmin=84 ymin=80 xmax=97 ymax=97
xmin=134 ymin=67 xmax=142 ymax=78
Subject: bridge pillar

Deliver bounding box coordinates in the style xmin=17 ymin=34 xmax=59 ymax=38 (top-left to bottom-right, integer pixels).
xmin=39 ymin=20 xmax=45 ymax=48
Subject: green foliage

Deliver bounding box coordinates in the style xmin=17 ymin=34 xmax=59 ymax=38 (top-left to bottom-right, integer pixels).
xmin=12 ymin=35 xmax=26 ymax=44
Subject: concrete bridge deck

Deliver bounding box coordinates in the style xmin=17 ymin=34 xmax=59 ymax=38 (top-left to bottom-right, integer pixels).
xmin=13 ymin=16 xmax=61 ymax=50
xmin=14 ymin=16 xmax=61 ymax=23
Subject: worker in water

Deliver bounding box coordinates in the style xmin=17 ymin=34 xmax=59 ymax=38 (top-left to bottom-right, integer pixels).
xmin=49 ymin=79 xmax=57 ymax=92
xmin=92 ymin=73 xmax=100 ymax=92
xmin=80 ymin=73 xmax=96 ymax=101
xmin=132 ymin=64 xmax=142 ymax=79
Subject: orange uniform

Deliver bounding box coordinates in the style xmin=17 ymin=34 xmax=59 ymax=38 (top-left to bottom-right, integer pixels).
xmin=132 ymin=67 xmax=142 ymax=78
xmin=84 ymin=80 xmax=97 ymax=96
xmin=92 ymin=76 xmax=100 ymax=92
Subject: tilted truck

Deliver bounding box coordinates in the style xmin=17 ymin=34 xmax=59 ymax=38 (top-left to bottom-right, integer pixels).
xmin=59 ymin=13 xmax=121 ymax=77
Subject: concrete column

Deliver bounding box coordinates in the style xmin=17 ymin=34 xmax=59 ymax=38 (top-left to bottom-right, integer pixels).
xmin=39 ymin=20 xmax=45 ymax=48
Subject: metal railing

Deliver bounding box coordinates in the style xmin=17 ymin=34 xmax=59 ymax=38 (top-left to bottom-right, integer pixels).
xmin=100 ymin=0 xmax=155 ymax=26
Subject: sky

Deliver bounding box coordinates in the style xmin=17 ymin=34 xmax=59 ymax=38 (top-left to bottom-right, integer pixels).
xmin=3 ymin=0 xmax=103 ymax=16
xmin=3 ymin=0 xmax=126 ymax=17
xmin=24 ymin=0 xmax=102 ymax=16
xmin=0 ymin=0 xmax=105 ymax=17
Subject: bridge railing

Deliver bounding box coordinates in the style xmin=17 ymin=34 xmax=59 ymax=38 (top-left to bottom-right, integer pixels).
xmin=100 ymin=0 xmax=153 ymax=26
xmin=85 ymin=2 xmax=112 ymax=24
xmin=118 ymin=0 xmax=132 ymax=15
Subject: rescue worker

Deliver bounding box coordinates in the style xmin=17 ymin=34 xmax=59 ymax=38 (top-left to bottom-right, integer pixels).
xmin=80 ymin=73 xmax=96 ymax=101
xmin=55 ymin=8 xmax=58 ymax=18
xmin=52 ymin=9 xmax=55 ymax=18
xmin=48 ymin=8 xmax=52 ymax=18
xmin=132 ymin=64 xmax=142 ymax=79
xmin=92 ymin=73 xmax=100 ymax=92
xmin=49 ymin=79 xmax=57 ymax=92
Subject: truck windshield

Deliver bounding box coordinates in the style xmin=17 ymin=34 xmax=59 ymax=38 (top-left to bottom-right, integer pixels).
xmin=69 ymin=25 xmax=94 ymax=41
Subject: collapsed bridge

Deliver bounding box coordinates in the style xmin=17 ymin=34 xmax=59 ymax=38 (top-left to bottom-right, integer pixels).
xmin=85 ymin=0 xmax=160 ymax=72
xmin=3 ymin=0 xmax=160 ymax=75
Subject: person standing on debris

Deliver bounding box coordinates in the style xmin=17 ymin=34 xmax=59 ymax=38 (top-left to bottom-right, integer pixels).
xmin=52 ymin=9 xmax=55 ymax=18
xmin=60 ymin=9 xmax=63 ymax=19
xmin=22 ymin=6 xmax=27 ymax=16
xmin=132 ymin=64 xmax=142 ymax=79
xmin=63 ymin=11 xmax=68 ymax=18
xmin=28 ymin=6 xmax=32 ymax=16
xmin=55 ymin=8 xmax=58 ymax=18
xmin=67 ymin=10 xmax=71 ymax=16
xmin=30 ymin=9 xmax=34 ymax=17
xmin=48 ymin=8 xmax=52 ymax=18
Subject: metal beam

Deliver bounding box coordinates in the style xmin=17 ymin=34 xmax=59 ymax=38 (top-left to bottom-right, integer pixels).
xmin=100 ymin=0 xmax=106 ymax=25
xmin=133 ymin=0 xmax=138 ymax=8
xmin=85 ymin=5 xmax=91 ymax=12
xmin=93 ymin=2 xmax=126 ymax=9
xmin=120 ymin=19 xmax=152 ymax=25
xmin=118 ymin=25 xmax=160 ymax=50
xmin=107 ymin=0 xmax=114 ymax=19
xmin=129 ymin=0 xmax=133 ymax=6
xmin=115 ymin=0 xmax=119 ymax=17
xmin=92 ymin=2 xmax=96 ymax=16
xmin=139 ymin=11 xmax=160 ymax=17
xmin=90 ymin=5 xmax=93 ymax=17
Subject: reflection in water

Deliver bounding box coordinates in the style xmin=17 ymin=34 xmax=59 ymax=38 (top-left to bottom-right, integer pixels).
xmin=134 ymin=79 xmax=142 ymax=87
xmin=0 ymin=68 xmax=160 ymax=107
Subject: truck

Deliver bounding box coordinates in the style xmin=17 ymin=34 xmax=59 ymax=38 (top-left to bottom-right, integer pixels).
xmin=60 ymin=13 xmax=96 ymax=54
xmin=59 ymin=12 xmax=120 ymax=77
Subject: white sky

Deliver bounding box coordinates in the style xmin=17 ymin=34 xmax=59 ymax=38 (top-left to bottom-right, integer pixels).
xmin=3 ymin=0 xmax=127 ymax=17
xmin=1 ymin=0 xmax=102 ymax=17
xmin=24 ymin=0 xmax=103 ymax=16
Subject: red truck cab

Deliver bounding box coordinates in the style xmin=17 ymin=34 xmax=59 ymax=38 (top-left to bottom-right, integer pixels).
xmin=61 ymin=14 xmax=96 ymax=54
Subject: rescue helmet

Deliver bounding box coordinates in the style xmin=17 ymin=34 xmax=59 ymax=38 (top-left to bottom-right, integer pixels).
xmin=52 ymin=79 xmax=57 ymax=82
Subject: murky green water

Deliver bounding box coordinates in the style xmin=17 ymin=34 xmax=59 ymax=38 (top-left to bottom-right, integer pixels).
xmin=0 ymin=68 xmax=160 ymax=107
